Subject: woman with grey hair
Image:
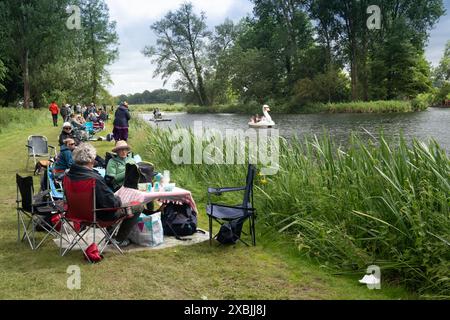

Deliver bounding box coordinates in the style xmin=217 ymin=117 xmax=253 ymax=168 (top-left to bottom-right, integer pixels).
xmin=66 ymin=143 xmax=141 ymax=247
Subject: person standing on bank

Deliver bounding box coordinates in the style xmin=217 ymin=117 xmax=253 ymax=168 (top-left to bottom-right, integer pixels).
xmin=49 ymin=101 xmax=60 ymax=127
xmin=113 ymin=101 xmax=131 ymax=142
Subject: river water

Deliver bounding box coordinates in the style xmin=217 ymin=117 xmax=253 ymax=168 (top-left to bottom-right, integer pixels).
xmin=141 ymin=108 xmax=450 ymax=153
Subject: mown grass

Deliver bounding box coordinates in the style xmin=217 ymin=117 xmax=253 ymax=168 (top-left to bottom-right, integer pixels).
xmin=0 ymin=108 xmax=415 ymax=299
xmin=139 ymin=121 xmax=449 ymax=299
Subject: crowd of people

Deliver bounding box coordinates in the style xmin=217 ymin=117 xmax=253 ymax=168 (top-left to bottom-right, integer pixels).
xmin=48 ymin=101 xmax=112 ymax=128
xmin=45 ymin=101 xmax=137 ymax=247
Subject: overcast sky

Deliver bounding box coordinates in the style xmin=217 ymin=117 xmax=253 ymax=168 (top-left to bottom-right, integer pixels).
xmin=105 ymin=0 xmax=450 ymax=96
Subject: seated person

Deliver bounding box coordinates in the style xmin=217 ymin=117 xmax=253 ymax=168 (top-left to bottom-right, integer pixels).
xmin=66 ymin=143 xmax=142 ymax=247
xmin=58 ymin=122 xmax=79 ymax=146
xmin=69 ymin=114 xmax=89 ymax=142
xmin=98 ymin=109 xmax=108 ymax=121
xmin=77 ymin=114 xmax=86 ymax=125
xmin=88 ymin=112 xmax=99 ymax=123
xmin=106 ymin=141 xmax=136 ymax=191
xmin=54 ymin=138 xmax=76 ymax=175
xmin=70 ymin=114 xmax=86 ymax=130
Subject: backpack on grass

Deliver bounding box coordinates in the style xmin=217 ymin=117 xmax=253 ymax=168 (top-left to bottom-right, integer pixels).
xmin=161 ymin=203 xmax=197 ymax=238
xmin=216 ymin=217 xmax=246 ymax=245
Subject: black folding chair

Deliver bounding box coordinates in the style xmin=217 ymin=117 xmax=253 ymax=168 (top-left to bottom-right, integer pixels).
xmin=206 ymin=164 xmax=257 ymax=246
xmin=25 ymin=135 xmax=56 ymax=171
xmin=16 ymin=174 xmax=64 ymax=250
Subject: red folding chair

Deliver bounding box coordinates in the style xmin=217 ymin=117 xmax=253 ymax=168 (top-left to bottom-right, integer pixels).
xmin=60 ymin=176 xmax=134 ymax=262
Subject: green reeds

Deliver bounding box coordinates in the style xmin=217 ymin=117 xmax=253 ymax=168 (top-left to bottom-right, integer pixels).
xmin=134 ymin=118 xmax=449 ymax=298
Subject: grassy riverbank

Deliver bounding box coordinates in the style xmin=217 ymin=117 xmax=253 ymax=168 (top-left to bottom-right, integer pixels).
xmin=135 ymin=120 xmax=450 ymax=299
xmin=0 ymin=108 xmax=416 ymax=299
xmin=185 ymin=100 xmax=426 ymax=115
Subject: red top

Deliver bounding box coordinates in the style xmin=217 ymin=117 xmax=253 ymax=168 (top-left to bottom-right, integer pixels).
xmin=49 ymin=103 xmax=59 ymax=115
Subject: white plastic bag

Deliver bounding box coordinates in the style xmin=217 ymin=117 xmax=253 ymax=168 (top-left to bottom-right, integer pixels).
xmin=129 ymin=212 xmax=164 ymax=247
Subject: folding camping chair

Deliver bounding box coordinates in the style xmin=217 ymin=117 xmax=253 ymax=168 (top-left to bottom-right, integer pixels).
xmin=60 ymin=176 xmax=135 ymax=262
xmin=206 ymin=164 xmax=257 ymax=246
xmin=47 ymin=166 xmax=64 ymax=201
xmin=26 ymin=136 xmax=56 ymax=171
xmin=16 ymin=174 xmax=64 ymax=250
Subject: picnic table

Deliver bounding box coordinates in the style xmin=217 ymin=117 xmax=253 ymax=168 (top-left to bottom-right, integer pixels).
xmin=115 ymin=186 xmax=198 ymax=213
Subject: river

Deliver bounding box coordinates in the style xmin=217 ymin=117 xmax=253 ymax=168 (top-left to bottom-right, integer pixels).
xmin=141 ymin=108 xmax=450 ymax=153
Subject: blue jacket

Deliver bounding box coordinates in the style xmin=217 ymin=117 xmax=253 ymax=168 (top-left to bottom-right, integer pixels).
xmin=113 ymin=105 xmax=131 ymax=128
xmin=54 ymin=145 xmax=74 ymax=171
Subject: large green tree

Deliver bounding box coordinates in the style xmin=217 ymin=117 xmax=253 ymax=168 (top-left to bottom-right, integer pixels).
xmin=434 ymin=40 xmax=450 ymax=87
xmin=246 ymin=0 xmax=314 ymax=87
xmin=144 ymin=2 xmax=211 ymax=106
xmin=0 ymin=59 xmax=6 ymax=93
xmin=78 ymin=0 xmax=119 ymax=103
xmin=307 ymin=0 xmax=444 ymax=101
xmin=0 ymin=0 xmax=72 ymax=108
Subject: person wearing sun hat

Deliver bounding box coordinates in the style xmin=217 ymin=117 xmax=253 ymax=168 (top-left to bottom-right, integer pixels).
xmin=106 ymin=140 xmax=136 ymax=191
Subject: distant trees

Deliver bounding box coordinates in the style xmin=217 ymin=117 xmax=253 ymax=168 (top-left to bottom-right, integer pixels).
xmin=433 ymin=41 xmax=450 ymax=104
xmin=434 ymin=40 xmax=450 ymax=86
xmin=117 ymin=89 xmax=185 ymax=105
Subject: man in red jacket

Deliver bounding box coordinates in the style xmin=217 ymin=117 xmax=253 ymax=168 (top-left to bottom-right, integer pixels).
xmin=49 ymin=101 xmax=60 ymax=127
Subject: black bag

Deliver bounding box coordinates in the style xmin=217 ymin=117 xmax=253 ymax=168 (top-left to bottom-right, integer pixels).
xmin=124 ymin=162 xmax=156 ymax=190
xmin=94 ymin=155 xmax=106 ymax=168
xmin=162 ymin=203 xmax=197 ymax=237
xmin=217 ymin=217 xmax=245 ymax=245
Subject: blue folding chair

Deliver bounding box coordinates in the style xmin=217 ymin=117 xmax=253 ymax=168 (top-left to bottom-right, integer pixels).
xmin=47 ymin=167 xmax=64 ymax=201
xmin=85 ymin=122 xmax=94 ymax=134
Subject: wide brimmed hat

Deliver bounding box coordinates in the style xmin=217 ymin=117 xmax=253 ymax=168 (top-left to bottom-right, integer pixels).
xmin=112 ymin=140 xmax=131 ymax=153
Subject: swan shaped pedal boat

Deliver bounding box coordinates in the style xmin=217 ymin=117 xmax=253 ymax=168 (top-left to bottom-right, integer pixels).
xmin=248 ymin=105 xmax=276 ymax=128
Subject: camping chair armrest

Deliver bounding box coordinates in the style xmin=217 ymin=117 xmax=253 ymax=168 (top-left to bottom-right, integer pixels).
xmin=26 ymin=145 xmax=33 ymax=150
xmin=208 ymin=187 xmax=246 ymax=195
xmin=209 ymin=203 xmax=256 ymax=211
xmin=48 ymin=145 xmax=56 ymax=150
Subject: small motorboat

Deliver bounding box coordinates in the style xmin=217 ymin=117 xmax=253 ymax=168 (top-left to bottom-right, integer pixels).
xmin=150 ymin=109 xmax=172 ymax=122
xmin=248 ymin=105 xmax=276 ymax=128
xmin=149 ymin=118 xmax=172 ymax=122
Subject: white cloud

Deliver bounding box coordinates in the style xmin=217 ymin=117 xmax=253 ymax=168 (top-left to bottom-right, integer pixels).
xmin=107 ymin=0 xmax=241 ymax=27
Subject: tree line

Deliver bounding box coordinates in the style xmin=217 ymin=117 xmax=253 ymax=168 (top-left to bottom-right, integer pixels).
xmin=144 ymin=0 xmax=448 ymax=109
xmin=116 ymin=89 xmax=186 ymax=105
xmin=0 ymin=0 xmax=118 ymax=108
xmin=0 ymin=1 xmax=448 ymax=110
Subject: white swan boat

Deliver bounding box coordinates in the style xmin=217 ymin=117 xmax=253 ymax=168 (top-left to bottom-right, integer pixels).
xmin=248 ymin=105 xmax=276 ymax=128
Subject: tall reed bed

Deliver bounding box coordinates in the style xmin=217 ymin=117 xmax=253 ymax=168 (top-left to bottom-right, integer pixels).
xmin=0 ymin=108 xmax=50 ymax=133
xmin=305 ymin=100 xmax=417 ymax=113
xmin=132 ymin=119 xmax=449 ymax=298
